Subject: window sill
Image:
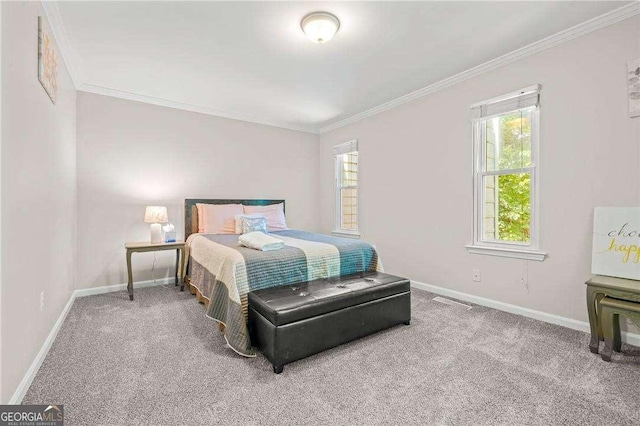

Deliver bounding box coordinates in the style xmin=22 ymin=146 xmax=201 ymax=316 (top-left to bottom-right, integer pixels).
xmin=332 ymin=230 xmax=361 ymax=239
xmin=465 ymin=244 xmax=547 ymax=262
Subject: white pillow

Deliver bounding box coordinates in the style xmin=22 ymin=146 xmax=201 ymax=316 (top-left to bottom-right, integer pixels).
xmin=234 ymin=214 xmax=265 ymax=234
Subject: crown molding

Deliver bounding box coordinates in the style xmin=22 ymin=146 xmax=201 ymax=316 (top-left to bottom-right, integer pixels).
xmin=41 ymin=1 xmax=83 ymax=89
xmin=78 ymin=83 xmax=320 ymax=134
xmin=318 ymin=2 xmax=640 ymax=134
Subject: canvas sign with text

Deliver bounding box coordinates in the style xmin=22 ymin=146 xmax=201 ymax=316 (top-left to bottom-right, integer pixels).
xmin=592 ymin=207 xmax=640 ymax=280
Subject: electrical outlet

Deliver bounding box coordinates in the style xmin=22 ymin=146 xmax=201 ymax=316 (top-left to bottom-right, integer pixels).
xmin=472 ymin=269 xmax=481 ymax=282
xmin=40 ymin=291 xmax=45 ymax=312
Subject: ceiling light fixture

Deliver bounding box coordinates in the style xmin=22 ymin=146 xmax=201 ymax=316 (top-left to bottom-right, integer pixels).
xmin=301 ymin=12 xmax=340 ymax=44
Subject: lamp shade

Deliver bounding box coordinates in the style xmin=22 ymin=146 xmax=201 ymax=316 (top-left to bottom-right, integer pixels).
xmin=144 ymin=206 xmax=168 ymax=224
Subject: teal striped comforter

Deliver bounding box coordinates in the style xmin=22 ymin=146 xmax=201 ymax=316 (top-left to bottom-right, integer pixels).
xmin=186 ymin=230 xmax=383 ymax=356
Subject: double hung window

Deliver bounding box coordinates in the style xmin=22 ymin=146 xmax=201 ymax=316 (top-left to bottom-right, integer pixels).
xmin=467 ymin=85 xmax=546 ymax=261
xmin=334 ymin=140 xmax=359 ymax=235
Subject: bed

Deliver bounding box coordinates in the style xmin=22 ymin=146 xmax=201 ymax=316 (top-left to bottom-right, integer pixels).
xmin=183 ymin=199 xmax=383 ymax=356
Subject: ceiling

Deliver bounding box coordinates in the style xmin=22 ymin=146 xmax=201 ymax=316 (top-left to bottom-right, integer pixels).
xmin=53 ymin=1 xmax=634 ymax=133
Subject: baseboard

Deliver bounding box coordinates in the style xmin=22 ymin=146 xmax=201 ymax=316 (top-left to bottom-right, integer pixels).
xmin=8 ymin=277 xmax=171 ymax=404
xmin=8 ymin=291 xmax=77 ymax=404
xmin=411 ymin=281 xmax=640 ymax=347
xmin=74 ymin=277 xmax=173 ymax=298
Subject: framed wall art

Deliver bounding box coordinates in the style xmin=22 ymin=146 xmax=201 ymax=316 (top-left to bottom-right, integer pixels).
xmin=592 ymin=207 xmax=640 ymax=280
xmin=628 ymin=58 xmax=640 ymax=118
xmin=38 ymin=16 xmax=58 ymax=104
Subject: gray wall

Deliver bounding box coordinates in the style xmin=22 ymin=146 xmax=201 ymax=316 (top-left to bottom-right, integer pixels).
xmin=318 ymin=17 xmax=640 ymax=326
xmin=1 ymin=2 xmax=77 ymax=402
xmin=76 ymin=92 xmax=320 ymax=289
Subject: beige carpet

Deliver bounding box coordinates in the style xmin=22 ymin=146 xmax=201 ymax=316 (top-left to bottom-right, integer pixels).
xmin=23 ymin=284 xmax=640 ymax=425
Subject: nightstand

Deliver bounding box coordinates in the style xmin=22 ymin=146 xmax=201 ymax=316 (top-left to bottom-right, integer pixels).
xmin=125 ymin=241 xmax=186 ymax=301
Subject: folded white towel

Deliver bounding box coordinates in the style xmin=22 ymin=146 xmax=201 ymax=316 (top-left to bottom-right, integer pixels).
xmin=238 ymin=231 xmax=285 ymax=251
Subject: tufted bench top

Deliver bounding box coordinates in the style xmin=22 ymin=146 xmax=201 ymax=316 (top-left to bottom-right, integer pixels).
xmin=248 ymin=272 xmax=410 ymax=326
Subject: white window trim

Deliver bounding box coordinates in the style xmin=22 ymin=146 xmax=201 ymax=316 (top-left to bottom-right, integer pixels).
xmin=332 ymin=230 xmax=361 ymax=238
xmin=465 ymin=244 xmax=546 ymax=262
xmin=466 ymin=86 xmax=546 ymax=262
xmin=333 ymin=139 xmax=360 ymax=237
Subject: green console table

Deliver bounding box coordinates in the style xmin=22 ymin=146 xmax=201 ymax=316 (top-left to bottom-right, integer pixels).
xmin=586 ymin=275 xmax=640 ymax=354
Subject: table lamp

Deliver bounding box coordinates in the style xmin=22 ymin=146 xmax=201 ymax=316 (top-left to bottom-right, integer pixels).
xmin=144 ymin=206 xmax=168 ymax=244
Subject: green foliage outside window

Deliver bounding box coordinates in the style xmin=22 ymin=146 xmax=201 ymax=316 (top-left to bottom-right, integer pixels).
xmin=489 ymin=110 xmax=532 ymax=242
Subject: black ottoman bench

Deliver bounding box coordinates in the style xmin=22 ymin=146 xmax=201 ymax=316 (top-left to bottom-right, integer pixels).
xmin=248 ymin=272 xmax=411 ymax=374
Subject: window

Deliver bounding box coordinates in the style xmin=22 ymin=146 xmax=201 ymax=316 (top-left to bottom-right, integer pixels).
xmin=467 ymin=85 xmax=546 ymax=261
xmin=334 ymin=140 xmax=359 ymax=235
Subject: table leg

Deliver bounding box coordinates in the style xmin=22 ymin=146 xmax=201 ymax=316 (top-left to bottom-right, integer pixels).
xmin=600 ymin=307 xmax=614 ymax=362
xmin=175 ymin=249 xmax=179 ymax=286
xmin=179 ymin=247 xmax=186 ymax=292
xmin=613 ymin=313 xmax=621 ymax=353
xmin=586 ymin=287 xmax=601 ymax=353
xmin=126 ymin=249 xmax=134 ymax=301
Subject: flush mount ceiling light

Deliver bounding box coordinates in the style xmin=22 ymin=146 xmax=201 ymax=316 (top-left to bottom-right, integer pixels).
xmin=301 ymin=12 xmax=340 ymax=44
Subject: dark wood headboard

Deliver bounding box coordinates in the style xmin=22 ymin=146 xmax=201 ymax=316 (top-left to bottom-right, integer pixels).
xmin=184 ymin=199 xmax=285 ymax=240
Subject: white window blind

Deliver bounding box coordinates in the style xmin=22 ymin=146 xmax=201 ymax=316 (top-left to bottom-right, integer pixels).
xmin=333 ymin=139 xmax=358 ymax=155
xmin=471 ymin=85 xmax=540 ymax=121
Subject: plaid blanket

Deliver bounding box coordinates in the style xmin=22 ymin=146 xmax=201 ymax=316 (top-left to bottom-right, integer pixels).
xmin=186 ymin=230 xmax=383 ymax=356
